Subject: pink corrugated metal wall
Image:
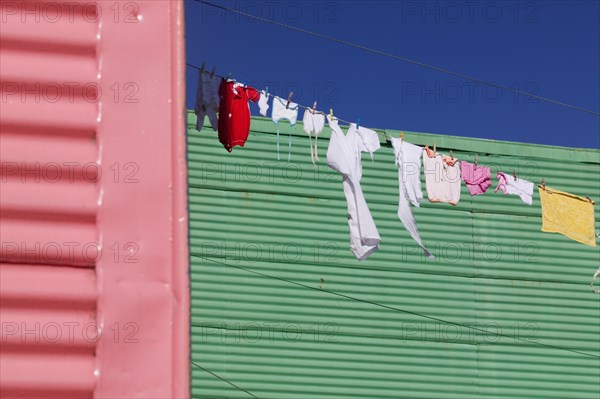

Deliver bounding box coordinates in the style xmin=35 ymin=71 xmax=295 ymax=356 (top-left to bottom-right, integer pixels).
xmin=0 ymin=1 xmax=189 ymax=398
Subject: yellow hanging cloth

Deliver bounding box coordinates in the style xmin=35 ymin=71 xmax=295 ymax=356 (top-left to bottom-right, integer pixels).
xmin=539 ymin=185 xmax=596 ymax=247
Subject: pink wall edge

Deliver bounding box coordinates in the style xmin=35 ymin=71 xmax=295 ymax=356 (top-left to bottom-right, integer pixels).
xmin=94 ymin=1 xmax=189 ymax=397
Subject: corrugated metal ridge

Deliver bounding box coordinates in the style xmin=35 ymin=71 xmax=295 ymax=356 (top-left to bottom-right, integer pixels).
xmin=1 ymin=3 xmax=100 ymax=398
xmin=189 ymin=164 xmax=600 ymax=222
xmin=188 ymin=188 xmax=599 ymax=286
xmin=187 ymin=119 xmax=600 ymax=232
xmin=186 ymin=110 xmax=600 ymax=163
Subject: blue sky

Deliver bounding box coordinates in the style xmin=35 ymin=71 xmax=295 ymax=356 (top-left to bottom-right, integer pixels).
xmin=185 ymin=0 xmax=600 ymax=149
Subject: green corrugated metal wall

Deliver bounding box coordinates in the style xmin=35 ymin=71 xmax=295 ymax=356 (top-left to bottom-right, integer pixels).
xmin=188 ymin=110 xmax=600 ymax=399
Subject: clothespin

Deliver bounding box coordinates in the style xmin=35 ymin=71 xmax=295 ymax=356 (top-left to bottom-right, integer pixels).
xmin=586 ymin=195 xmax=593 ymax=203
xmin=200 ymin=61 xmax=206 ymax=74
xmin=330 ymin=108 xmax=334 ymax=119
xmin=226 ymin=72 xmax=232 ymax=81
xmin=356 ymin=118 xmax=361 ymax=129
xmin=265 ymin=86 xmax=269 ymax=97
xmin=210 ymin=65 xmax=216 ymax=78
xmin=513 ymin=169 xmax=517 ymax=181
xmin=400 ymin=131 xmax=404 ymax=139
xmin=433 ymin=142 xmax=436 ymax=155
xmin=450 ymin=150 xmax=454 ymax=160
xmin=286 ymin=92 xmax=294 ymax=109
xmin=541 ymin=178 xmax=546 ymax=188
xmin=312 ymin=100 xmax=317 ymax=112
xmin=474 ymin=154 xmax=478 ymax=169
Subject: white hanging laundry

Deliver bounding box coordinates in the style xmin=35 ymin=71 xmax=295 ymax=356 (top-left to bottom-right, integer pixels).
xmin=302 ymin=109 xmax=326 ymax=164
xmin=258 ymin=90 xmax=270 ymax=117
xmin=391 ymin=137 xmax=433 ymax=257
xmin=592 ymin=266 xmax=600 ymax=294
xmin=327 ymin=116 xmax=381 ymax=260
xmin=495 ymin=172 xmax=534 ymax=205
xmin=194 ymin=69 xmax=220 ymax=132
xmin=422 ymin=147 xmax=462 ymax=205
xmin=271 ymin=96 xmax=299 ymax=161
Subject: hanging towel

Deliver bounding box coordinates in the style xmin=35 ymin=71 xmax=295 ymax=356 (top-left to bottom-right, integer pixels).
xmin=495 ymin=172 xmax=534 ymax=205
xmin=422 ymin=146 xmax=461 ymax=205
xmin=461 ymin=161 xmax=491 ymax=196
xmin=302 ymin=109 xmax=326 ymax=165
xmin=271 ymin=96 xmax=299 ymax=161
xmin=391 ymin=137 xmax=433 ymax=257
xmin=327 ymin=116 xmax=381 ymax=260
xmin=218 ymin=79 xmax=260 ymax=152
xmin=194 ymin=69 xmax=220 ymax=132
xmin=539 ymin=185 xmax=596 ymax=247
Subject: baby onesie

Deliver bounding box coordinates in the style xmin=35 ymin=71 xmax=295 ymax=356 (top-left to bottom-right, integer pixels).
xmin=422 ymin=147 xmax=461 ymax=205
xmin=217 ymin=79 xmax=260 ymax=152
xmin=271 ymin=96 xmax=299 ymax=161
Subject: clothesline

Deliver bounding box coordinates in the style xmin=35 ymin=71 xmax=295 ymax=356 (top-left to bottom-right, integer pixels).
xmin=188 ymin=62 xmax=600 ymax=194
xmin=188 ymin=62 xmax=598 ymax=192
xmin=191 ymin=62 xmax=597 ymax=291
xmin=187 ymin=62 xmax=388 ymax=139
xmin=188 ymin=62 xmax=585 ymax=192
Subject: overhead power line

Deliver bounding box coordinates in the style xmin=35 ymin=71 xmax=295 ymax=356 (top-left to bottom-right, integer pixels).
xmin=192 ymin=361 xmax=261 ymax=399
xmin=192 ymin=0 xmax=600 ymax=117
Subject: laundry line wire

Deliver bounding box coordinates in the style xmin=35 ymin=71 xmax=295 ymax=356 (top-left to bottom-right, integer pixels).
xmin=189 ymin=62 xmax=588 ymax=194
xmin=187 ymin=61 xmax=390 ymax=139
xmin=187 ymin=62 xmax=562 ymax=189
xmin=191 ymin=0 xmax=600 ymax=117
xmin=191 ymin=254 xmax=600 ymax=360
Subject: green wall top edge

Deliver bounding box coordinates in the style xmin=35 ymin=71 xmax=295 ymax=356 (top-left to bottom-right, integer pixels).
xmin=186 ymin=110 xmax=600 ymax=164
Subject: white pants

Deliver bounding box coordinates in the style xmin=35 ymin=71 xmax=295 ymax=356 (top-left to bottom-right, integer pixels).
xmin=392 ymin=137 xmax=433 ymax=257
xmin=343 ymin=175 xmax=381 ymax=260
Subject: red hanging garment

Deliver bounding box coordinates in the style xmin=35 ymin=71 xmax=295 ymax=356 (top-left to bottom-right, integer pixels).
xmin=218 ymin=79 xmax=260 ymax=152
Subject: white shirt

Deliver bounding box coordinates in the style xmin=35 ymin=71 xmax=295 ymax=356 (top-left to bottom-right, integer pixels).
xmin=327 ymin=116 xmax=381 ymax=260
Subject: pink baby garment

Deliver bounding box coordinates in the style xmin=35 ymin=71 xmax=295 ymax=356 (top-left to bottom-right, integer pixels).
xmin=461 ymin=161 xmax=491 ymax=196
